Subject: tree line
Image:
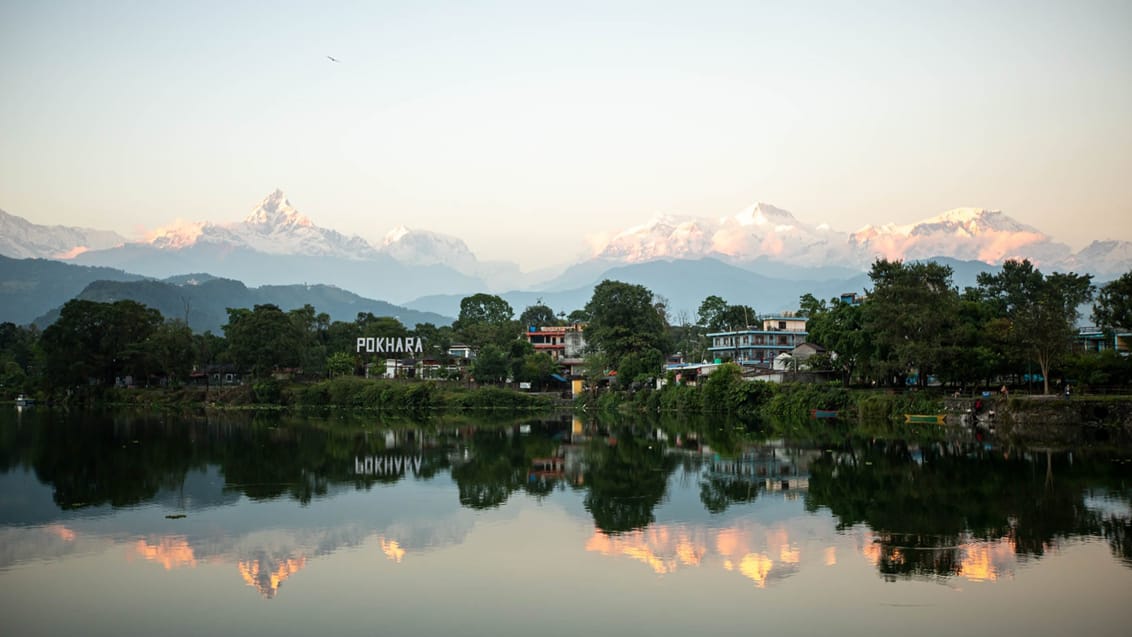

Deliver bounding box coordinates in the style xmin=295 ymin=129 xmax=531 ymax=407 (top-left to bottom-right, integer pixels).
xmin=802 ymin=259 xmax=1132 ymax=393
xmin=2 ymin=260 xmax=1131 ymax=398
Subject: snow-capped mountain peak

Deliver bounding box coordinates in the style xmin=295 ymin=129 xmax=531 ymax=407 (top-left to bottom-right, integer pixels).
xmin=242 ymin=189 xmax=314 ymax=231
xmin=849 ymin=207 xmax=1068 ymax=265
xmin=730 ymin=202 xmax=797 ymax=228
xmin=0 ymin=208 xmax=127 ymax=259
xmin=595 ymin=213 xmax=713 ymax=261
xmin=381 ymin=226 xmax=477 ymax=269
xmin=382 ymin=224 xmax=412 ymax=246
xmin=147 ymin=219 xmax=207 ymax=249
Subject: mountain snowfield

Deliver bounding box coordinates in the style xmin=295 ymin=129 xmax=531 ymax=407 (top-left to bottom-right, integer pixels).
xmin=2 ymin=190 xmax=1131 ymax=292
xmin=146 ymin=190 xmax=380 ymax=259
xmin=0 ymin=208 xmax=126 ymax=259
xmin=592 ymin=203 xmax=1091 ymax=272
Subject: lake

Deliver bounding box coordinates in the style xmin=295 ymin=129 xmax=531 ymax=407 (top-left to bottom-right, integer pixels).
xmin=2 ymin=407 xmax=1131 ymax=636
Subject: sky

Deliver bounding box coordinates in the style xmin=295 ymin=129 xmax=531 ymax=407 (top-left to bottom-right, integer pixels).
xmin=2 ymin=0 xmax=1131 ymax=270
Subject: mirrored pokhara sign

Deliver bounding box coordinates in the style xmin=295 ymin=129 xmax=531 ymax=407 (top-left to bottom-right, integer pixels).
xmin=356 ymin=336 xmax=424 ymax=354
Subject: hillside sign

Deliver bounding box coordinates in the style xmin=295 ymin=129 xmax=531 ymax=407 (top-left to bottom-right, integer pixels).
xmin=356 ymin=336 xmax=424 ymax=354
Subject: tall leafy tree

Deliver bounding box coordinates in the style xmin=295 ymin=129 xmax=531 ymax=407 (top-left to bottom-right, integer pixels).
xmin=697 ymin=295 xmax=756 ymax=332
xmin=453 ymin=293 xmax=515 ymax=349
xmin=862 ymin=259 xmax=959 ymax=387
xmin=1093 ymin=271 xmax=1132 ymax=332
xmin=470 ymin=343 xmax=510 ymax=384
xmin=519 ymin=302 xmax=559 ymax=328
xmin=977 ymin=259 xmax=1094 ymax=394
xmin=41 ymin=299 xmax=164 ymax=389
xmin=584 ymin=280 xmax=670 ymax=386
xmin=145 ymin=320 xmax=194 ymax=385
xmin=288 ymin=304 xmax=329 ymax=374
xmin=804 ymin=296 xmax=869 ymax=386
xmin=222 ymin=304 xmax=304 ymax=378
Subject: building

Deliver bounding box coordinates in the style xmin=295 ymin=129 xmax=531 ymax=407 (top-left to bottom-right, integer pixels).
xmin=522 ymin=323 xmax=586 ymax=361
xmin=707 ymin=315 xmax=808 ymax=367
xmin=1074 ymin=327 xmax=1132 ymax=354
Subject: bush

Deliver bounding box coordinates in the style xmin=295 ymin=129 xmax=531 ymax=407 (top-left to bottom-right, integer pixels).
xmin=252 ymin=379 xmax=282 ymax=404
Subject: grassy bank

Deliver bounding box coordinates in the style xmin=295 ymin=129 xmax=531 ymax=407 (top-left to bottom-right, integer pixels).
xmin=577 ymin=365 xmax=950 ymax=423
xmin=68 ymin=377 xmax=563 ymax=412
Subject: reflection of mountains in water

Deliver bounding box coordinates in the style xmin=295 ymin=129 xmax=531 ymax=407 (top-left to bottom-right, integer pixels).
xmin=4 ymin=410 xmax=1132 ymax=588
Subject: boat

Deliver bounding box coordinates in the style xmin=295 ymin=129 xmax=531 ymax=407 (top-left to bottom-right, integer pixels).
xmin=810 ymin=409 xmax=839 ymax=419
xmin=904 ymin=414 xmax=945 ymax=425
xmin=15 ymin=394 xmax=35 ymax=407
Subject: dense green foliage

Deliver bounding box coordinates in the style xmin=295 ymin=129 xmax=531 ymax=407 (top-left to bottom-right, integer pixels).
xmin=584 ymin=280 xmax=671 ymax=388
xmin=1093 ymin=271 xmax=1132 ymax=334
xmin=3 ymin=263 xmax=1131 ymax=409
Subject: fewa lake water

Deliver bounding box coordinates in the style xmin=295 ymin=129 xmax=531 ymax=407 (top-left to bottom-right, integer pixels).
xmin=1 ymin=407 xmax=1130 ymax=637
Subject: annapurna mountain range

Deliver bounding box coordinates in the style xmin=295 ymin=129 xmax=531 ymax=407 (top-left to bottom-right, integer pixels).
xmin=2 ymin=191 xmax=1130 ymax=305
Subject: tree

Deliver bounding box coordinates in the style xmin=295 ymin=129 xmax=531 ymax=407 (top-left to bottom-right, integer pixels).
xmin=696 ymin=295 xmax=729 ymax=331
xmin=470 ymin=344 xmax=510 ymax=384
xmin=145 ymin=320 xmax=194 ymax=385
xmin=454 ymin=293 xmax=513 ymax=328
xmin=977 ymin=259 xmax=1094 ymax=394
xmin=41 ymin=299 xmax=164 ymax=389
xmin=803 ymin=296 xmax=868 ymax=386
xmin=1093 ymin=271 xmax=1132 ymax=332
xmin=862 ymin=259 xmax=959 ymax=388
xmin=453 ymin=293 xmax=515 ymax=349
xmin=222 ymin=304 xmax=304 ymax=378
xmin=413 ymin=322 xmax=454 ymax=360
xmin=584 ymin=280 xmax=670 ymax=386
xmin=288 ymin=304 xmax=329 ymax=375
xmin=326 ymin=351 xmax=355 ymax=377
xmin=519 ymin=303 xmax=559 ymax=328
xmin=697 ymin=294 xmax=755 ymax=332
xmin=517 ymin=352 xmax=557 ymax=389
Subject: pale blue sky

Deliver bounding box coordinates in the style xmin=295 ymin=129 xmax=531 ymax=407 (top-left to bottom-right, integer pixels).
xmin=2 ymin=0 xmax=1130 ymax=269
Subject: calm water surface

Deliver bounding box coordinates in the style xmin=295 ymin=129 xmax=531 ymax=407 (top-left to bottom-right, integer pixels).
xmin=1 ymin=407 xmax=1130 ymax=636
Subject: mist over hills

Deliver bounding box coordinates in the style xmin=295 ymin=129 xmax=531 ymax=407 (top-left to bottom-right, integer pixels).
xmin=27 ymin=274 xmax=451 ymax=333
xmin=0 ymin=255 xmax=146 ymax=325
xmin=2 ymin=191 xmax=1129 ymax=328
xmin=0 ymin=255 xmax=450 ymax=331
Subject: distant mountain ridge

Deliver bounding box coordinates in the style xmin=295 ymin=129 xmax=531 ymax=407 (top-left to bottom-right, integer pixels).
xmin=0 ymin=255 xmax=452 ymax=331
xmin=37 ymin=277 xmax=453 ymax=333
xmin=0 ymin=208 xmax=126 ymax=259
xmin=2 ymin=192 xmax=1129 ymax=317
xmin=0 ymin=254 xmax=146 ymax=325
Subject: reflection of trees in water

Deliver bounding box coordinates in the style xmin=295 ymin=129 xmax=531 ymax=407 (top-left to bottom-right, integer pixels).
xmin=700 ymin=476 xmax=758 ymax=514
xmin=584 ymin=429 xmax=679 ymax=534
xmin=5 ymin=408 xmax=1131 ymax=571
xmin=451 ymin=430 xmax=524 ymax=510
xmin=805 ymin=440 xmax=1132 ymax=576
xmin=1103 ymin=516 xmax=1132 ymax=565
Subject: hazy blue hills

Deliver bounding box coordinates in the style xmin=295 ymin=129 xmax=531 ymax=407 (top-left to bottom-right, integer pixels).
xmin=0 ymin=255 xmax=146 ymax=325
xmin=31 ymin=277 xmax=453 ymax=333
xmin=0 ymin=255 xmax=452 ymax=331
xmin=402 ymin=256 xmax=1015 ymax=320
xmin=71 ymin=241 xmax=486 ymax=304
xmin=404 ymin=257 xmax=875 ymax=319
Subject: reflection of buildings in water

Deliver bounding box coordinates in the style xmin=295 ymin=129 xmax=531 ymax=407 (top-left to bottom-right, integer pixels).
xmin=585 ymin=523 xmax=805 ymax=587
xmin=705 ymin=447 xmax=821 ymax=498
xmin=529 ymin=444 xmax=587 ymax=486
xmin=860 ymin=531 xmax=1017 ymax=583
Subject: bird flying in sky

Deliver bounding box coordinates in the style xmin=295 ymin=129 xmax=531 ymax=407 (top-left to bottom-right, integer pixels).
xmin=326 ymin=55 xmax=339 ymax=63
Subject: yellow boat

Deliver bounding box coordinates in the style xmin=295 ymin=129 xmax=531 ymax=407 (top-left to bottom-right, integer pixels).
xmin=904 ymin=414 xmax=945 ymax=425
